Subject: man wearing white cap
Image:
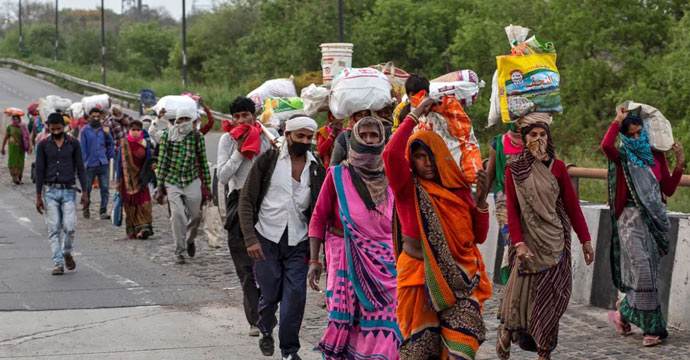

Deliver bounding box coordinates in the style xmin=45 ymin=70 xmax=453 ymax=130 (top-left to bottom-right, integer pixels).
xmin=238 ymin=115 xmax=326 ymax=360
xmin=155 ymin=107 xmax=212 ymax=265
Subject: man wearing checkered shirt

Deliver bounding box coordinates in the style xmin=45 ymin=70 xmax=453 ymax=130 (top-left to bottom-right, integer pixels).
xmin=155 ymin=107 xmax=212 ymax=265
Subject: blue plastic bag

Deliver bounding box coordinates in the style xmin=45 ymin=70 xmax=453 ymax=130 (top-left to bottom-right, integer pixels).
xmin=112 ymin=192 xmax=123 ymax=227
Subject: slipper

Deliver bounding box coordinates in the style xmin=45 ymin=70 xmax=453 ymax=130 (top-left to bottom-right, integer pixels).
xmin=643 ymin=335 xmax=662 ymax=347
xmin=496 ymin=324 xmax=511 ymax=360
xmin=607 ymin=310 xmax=632 ymax=335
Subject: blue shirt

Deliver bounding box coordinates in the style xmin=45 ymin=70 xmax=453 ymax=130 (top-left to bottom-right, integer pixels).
xmin=79 ymin=125 xmax=113 ymax=167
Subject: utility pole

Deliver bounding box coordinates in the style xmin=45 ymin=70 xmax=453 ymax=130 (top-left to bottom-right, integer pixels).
xmin=54 ymin=0 xmax=58 ymax=61
xmin=338 ymin=0 xmax=343 ymax=42
xmin=101 ymin=0 xmax=106 ymax=84
xmin=182 ymin=0 xmax=187 ymax=86
xmin=137 ymin=0 xmax=142 ymax=22
xmin=18 ymin=0 xmax=22 ymax=54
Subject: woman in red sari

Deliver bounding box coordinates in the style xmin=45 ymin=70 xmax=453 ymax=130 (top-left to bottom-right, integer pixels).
xmin=116 ymin=120 xmax=154 ymax=239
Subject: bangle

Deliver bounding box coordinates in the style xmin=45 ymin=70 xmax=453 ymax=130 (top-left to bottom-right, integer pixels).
xmin=475 ymin=204 xmax=489 ymax=213
xmin=309 ymin=260 xmax=322 ymax=266
xmin=407 ymin=113 xmax=419 ymax=124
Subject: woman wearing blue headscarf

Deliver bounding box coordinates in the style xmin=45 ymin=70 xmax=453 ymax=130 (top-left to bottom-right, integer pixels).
xmin=602 ymin=106 xmax=685 ymax=347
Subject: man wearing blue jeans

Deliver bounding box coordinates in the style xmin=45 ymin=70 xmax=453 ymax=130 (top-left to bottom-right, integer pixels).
xmin=79 ymin=107 xmax=113 ymax=220
xmin=35 ymin=113 xmax=88 ymax=275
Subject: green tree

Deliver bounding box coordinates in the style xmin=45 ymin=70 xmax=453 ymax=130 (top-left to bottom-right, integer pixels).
xmin=118 ymin=21 xmax=175 ymax=77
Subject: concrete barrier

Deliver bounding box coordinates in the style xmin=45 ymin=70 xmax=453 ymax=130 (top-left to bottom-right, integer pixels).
xmin=482 ymin=195 xmax=690 ymax=331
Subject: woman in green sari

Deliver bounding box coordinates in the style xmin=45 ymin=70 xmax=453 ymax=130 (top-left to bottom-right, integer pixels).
xmin=602 ymin=106 xmax=685 ymax=347
xmin=1 ymin=112 xmax=31 ymax=184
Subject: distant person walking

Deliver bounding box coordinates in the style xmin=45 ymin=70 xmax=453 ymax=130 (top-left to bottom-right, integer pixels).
xmin=34 ymin=113 xmax=88 ymax=275
xmin=602 ymin=106 xmax=685 ymax=347
xmin=80 ymin=107 xmax=114 ymax=220
xmin=1 ymin=111 xmax=31 ymax=184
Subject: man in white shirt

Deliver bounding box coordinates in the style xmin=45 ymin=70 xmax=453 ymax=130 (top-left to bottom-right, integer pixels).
xmin=217 ymin=96 xmax=275 ymax=337
xmin=238 ymin=116 xmax=326 ymax=360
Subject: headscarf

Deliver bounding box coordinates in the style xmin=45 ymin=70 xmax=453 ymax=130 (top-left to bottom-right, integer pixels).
xmin=285 ymin=116 xmax=318 ymax=132
xmin=620 ymin=120 xmax=655 ymax=168
xmin=110 ymin=104 xmax=123 ymax=120
xmin=167 ymin=107 xmax=197 ymax=142
xmin=343 ymin=117 xmax=388 ymax=210
xmin=509 ymin=121 xmax=555 ymax=184
xmin=407 ymin=130 xmax=469 ymax=190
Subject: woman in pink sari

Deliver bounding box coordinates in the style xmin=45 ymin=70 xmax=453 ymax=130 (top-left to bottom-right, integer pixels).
xmin=308 ymin=117 xmax=401 ymax=360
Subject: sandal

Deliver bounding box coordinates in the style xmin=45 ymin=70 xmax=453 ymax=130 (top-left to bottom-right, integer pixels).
xmin=496 ymin=324 xmax=511 ymax=359
xmin=607 ymin=310 xmax=632 ymax=335
xmin=643 ymin=335 xmax=663 ymax=347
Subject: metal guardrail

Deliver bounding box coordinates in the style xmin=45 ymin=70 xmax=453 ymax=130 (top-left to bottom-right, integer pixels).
xmin=0 ymin=57 xmax=233 ymax=121
xmin=566 ymin=165 xmax=690 ymax=196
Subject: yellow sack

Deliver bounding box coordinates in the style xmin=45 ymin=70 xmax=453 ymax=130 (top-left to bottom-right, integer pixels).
xmin=497 ymin=53 xmax=561 ymax=123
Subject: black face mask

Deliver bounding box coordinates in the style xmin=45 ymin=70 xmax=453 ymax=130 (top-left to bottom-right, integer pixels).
xmin=52 ymin=132 xmax=64 ymax=140
xmin=289 ymin=141 xmax=311 ymax=156
xmin=90 ymin=119 xmax=101 ymax=128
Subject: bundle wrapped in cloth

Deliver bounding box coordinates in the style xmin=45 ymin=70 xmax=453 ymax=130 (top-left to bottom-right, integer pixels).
xmin=410 ymin=91 xmax=482 ymax=183
xmin=429 ymin=69 xmax=484 ymax=108
xmin=81 ymin=94 xmax=109 ymax=115
xmin=329 ymin=67 xmax=393 ymax=120
xmin=369 ymin=62 xmax=410 ymax=103
xmin=488 ymin=25 xmax=560 ymax=126
xmin=622 ymin=101 xmax=674 ymax=152
xmin=153 ymin=95 xmax=198 ymax=121
xmin=301 ymin=84 xmax=330 ymax=117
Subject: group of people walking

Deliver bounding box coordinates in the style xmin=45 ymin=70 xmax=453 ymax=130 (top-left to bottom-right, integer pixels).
xmin=6 ymin=70 xmax=683 ymax=359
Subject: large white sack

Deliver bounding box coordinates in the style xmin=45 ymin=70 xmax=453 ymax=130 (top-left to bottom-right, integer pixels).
xmin=81 ymin=94 xmax=110 ymax=115
xmin=301 ymin=84 xmax=330 ymax=117
xmin=69 ymin=102 xmax=83 ymax=119
xmin=429 ymin=80 xmax=484 ymax=108
xmin=487 ymin=70 xmax=502 ymax=127
xmin=153 ymin=95 xmax=198 ymax=120
xmin=624 ymin=101 xmax=674 ymax=152
xmin=329 ymin=68 xmax=392 ymax=120
xmin=39 ymin=95 xmax=73 ymax=122
xmin=247 ymin=77 xmax=297 ymax=111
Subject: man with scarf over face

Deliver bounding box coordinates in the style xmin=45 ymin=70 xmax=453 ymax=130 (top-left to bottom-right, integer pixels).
xmin=238 ymin=116 xmax=326 ymax=360
xmin=35 ymin=113 xmax=88 ymax=275
xmin=217 ymin=96 xmax=276 ymax=337
xmin=80 ymin=107 xmax=114 ymax=220
xmin=155 ymin=107 xmax=212 ymax=265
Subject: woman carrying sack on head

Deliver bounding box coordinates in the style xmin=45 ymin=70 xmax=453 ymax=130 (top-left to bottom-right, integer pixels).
xmin=602 ymin=106 xmax=685 ymax=347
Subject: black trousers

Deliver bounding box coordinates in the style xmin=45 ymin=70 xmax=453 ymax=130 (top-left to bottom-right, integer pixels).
xmin=228 ymin=212 xmax=260 ymax=327
xmin=254 ymin=228 xmax=309 ymax=357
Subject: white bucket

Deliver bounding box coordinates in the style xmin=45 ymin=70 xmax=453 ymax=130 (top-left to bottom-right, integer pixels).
xmin=320 ymin=43 xmax=353 ymax=83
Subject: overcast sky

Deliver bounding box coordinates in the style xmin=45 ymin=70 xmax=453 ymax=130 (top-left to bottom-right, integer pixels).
xmin=55 ymin=0 xmax=216 ymax=19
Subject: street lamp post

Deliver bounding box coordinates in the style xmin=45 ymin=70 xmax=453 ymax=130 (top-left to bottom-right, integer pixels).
xmin=338 ymin=0 xmax=343 ymax=42
xmin=182 ymin=0 xmax=187 ymax=86
xmin=54 ymin=0 xmax=58 ymax=61
xmin=18 ymin=0 xmax=22 ymax=54
xmin=101 ymin=0 xmax=106 ymax=84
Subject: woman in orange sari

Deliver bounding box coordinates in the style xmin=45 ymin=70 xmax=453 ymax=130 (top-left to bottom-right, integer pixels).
xmin=383 ymin=97 xmax=491 ymax=360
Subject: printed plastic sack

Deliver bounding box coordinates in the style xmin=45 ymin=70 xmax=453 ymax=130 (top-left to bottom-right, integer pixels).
xmin=410 ymin=91 xmax=482 ymax=183
xmin=260 ymin=97 xmax=304 ymax=126
xmin=247 ymin=77 xmax=297 ymax=111
xmin=623 ymin=101 xmax=674 ymax=152
xmin=369 ymin=62 xmax=410 ymax=102
xmin=153 ymin=95 xmax=198 ymax=121
xmin=39 ymin=95 xmax=73 ymax=123
xmin=429 ymin=79 xmax=484 ymax=108
xmin=329 ymin=68 xmax=393 ymax=120
xmin=301 ymin=84 xmax=330 ymax=117
xmin=497 ymin=53 xmax=561 ymax=123
xmin=81 ymin=94 xmax=110 ymax=116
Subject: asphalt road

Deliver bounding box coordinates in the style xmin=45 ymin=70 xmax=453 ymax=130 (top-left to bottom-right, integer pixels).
xmin=0 ymin=67 xmax=223 ymax=164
